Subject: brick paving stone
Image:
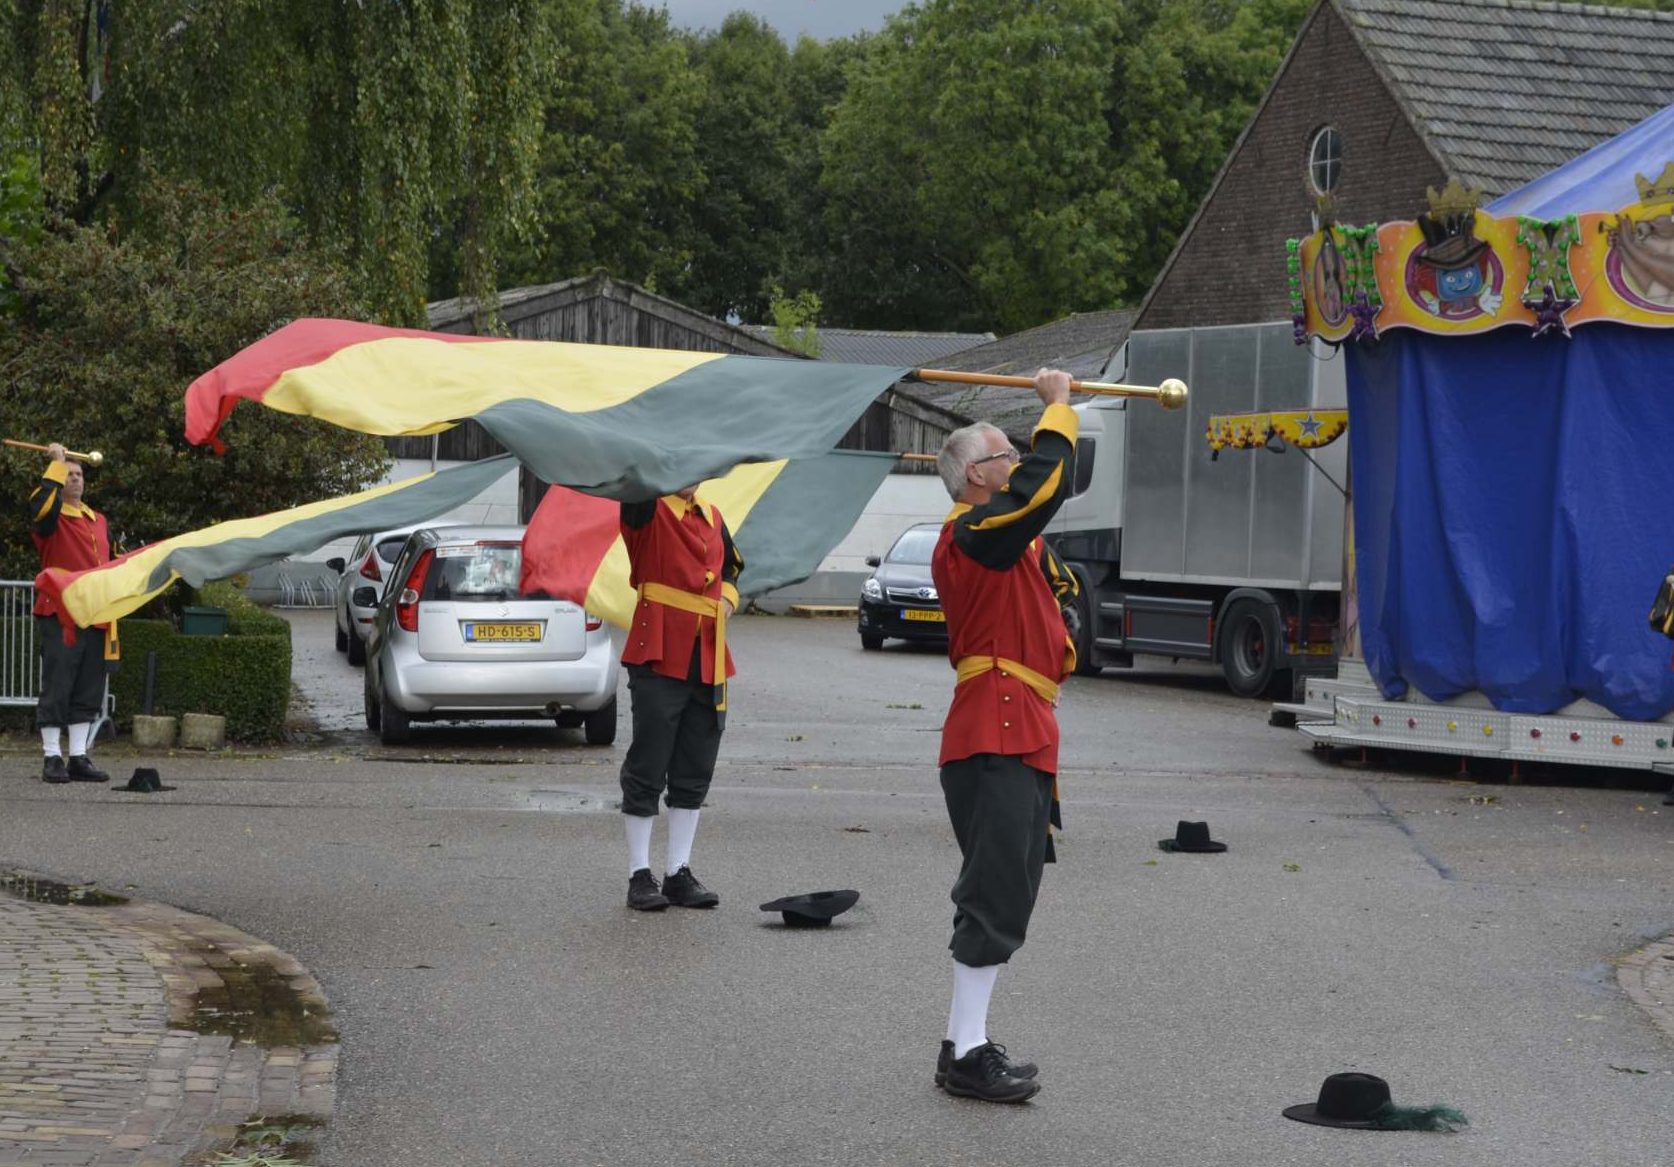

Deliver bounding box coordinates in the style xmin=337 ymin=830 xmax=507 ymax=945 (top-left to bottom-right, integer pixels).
xmin=0 ymin=885 xmax=338 ymax=1167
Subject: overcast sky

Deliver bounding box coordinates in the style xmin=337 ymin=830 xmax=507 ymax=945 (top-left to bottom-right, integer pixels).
xmin=656 ymin=0 xmax=905 ymax=41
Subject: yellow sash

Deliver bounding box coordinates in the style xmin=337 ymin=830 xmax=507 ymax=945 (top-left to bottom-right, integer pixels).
xmin=952 ymin=653 xmax=1065 ymax=857
xmin=639 ymin=581 xmax=729 ymax=711
xmin=954 ymin=655 xmax=1059 ymax=704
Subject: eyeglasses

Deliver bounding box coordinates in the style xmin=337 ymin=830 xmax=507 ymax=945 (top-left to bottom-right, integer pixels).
xmin=972 ymin=447 xmax=1021 ymax=467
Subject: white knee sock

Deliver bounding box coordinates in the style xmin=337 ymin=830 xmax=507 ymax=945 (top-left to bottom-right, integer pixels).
xmin=624 ymin=814 xmax=654 ymax=876
xmin=67 ymin=723 xmax=91 ymax=756
xmin=665 ymin=807 xmax=700 ymax=875
xmin=947 ymin=961 xmax=999 ymax=1059
xmin=40 ymin=727 xmax=62 ymax=757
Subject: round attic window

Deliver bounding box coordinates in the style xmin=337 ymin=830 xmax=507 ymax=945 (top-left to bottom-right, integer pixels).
xmin=1308 ymin=126 xmax=1342 ymax=195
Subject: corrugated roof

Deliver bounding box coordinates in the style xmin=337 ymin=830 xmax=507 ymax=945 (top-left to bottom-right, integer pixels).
xmin=738 ymin=325 xmax=995 ymax=367
xmin=1337 ymin=0 xmax=1674 ymax=195
xmin=893 ymin=309 xmax=1137 ymax=436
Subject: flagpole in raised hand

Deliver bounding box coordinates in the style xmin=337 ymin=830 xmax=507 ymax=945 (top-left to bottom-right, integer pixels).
xmin=909 ymin=368 xmax=1188 ymax=410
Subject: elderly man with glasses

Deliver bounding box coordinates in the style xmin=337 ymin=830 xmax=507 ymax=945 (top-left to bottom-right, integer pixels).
xmin=927 ymin=368 xmax=1080 ymax=1103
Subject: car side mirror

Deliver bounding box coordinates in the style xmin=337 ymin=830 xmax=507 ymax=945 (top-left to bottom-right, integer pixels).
xmin=865 ymin=556 xmax=881 ymax=568
xmin=326 ymin=557 xmax=346 ymax=573
xmin=351 ymin=586 xmax=378 ymax=608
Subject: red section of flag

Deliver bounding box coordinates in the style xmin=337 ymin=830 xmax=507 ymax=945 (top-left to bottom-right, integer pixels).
xmin=184 ymin=318 xmax=498 ymax=452
xmin=520 ymin=485 xmax=620 ymax=604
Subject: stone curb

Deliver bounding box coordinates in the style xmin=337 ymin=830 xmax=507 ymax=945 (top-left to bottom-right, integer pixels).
xmin=0 ymin=884 xmax=336 ymax=1167
xmin=1616 ymin=934 xmax=1674 ymax=1045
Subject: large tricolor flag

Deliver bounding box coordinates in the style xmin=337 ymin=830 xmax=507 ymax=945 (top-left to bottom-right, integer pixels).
xmin=38 ymin=457 xmax=518 ymax=631
xmin=44 ymin=320 xmax=910 ymax=631
xmin=185 ymin=318 xmax=909 ymax=500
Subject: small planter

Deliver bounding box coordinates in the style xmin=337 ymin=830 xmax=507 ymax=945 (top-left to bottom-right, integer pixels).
xmin=131 ymin=715 xmax=178 ymax=749
xmin=179 ymin=712 xmax=226 ymax=750
xmin=181 ymin=606 xmax=229 ymax=636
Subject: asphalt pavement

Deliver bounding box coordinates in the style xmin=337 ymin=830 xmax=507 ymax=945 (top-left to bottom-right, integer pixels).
xmin=4 ymin=610 xmax=1674 ymax=1166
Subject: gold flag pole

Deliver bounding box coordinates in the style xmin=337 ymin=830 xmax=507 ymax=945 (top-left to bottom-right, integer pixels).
xmin=911 ymin=368 xmax=1188 ymax=410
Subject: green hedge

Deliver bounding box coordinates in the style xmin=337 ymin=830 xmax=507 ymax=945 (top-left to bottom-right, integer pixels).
xmin=1 ymin=582 xmax=292 ymax=742
xmin=110 ymin=582 xmax=292 ymax=743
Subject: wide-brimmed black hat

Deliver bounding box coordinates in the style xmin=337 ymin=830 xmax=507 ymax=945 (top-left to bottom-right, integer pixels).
xmin=1158 ymin=821 xmax=1226 ymax=853
xmin=1283 ymin=1072 xmax=1467 ymax=1131
xmin=121 ymin=768 xmax=176 ymax=794
xmin=759 ymin=889 xmax=858 ymax=927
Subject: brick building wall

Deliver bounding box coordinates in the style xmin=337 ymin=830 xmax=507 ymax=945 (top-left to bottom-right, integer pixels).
xmin=1136 ymin=0 xmax=1448 ymax=330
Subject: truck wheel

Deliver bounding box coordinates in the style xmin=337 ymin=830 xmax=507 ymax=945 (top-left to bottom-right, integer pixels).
xmin=1220 ymin=598 xmax=1282 ymax=698
xmin=583 ymin=696 xmax=618 ymax=746
xmin=1065 ymin=590 xmax=1100 ymax=676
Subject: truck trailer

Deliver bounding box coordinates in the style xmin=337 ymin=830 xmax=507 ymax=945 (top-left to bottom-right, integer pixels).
xmin=1045 ymin=322 xmax=1345 ymax=699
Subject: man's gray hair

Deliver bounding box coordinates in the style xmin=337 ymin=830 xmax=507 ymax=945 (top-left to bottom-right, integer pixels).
xmin=937 ymin=422 xmax=1007 ymax=501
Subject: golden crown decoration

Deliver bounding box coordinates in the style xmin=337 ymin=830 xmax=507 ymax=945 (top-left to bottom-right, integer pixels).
xmin=1425 ymin=178 xmax=1484 ymax=218
xmin=1634 ymin=162 xmax=1674 ymax=207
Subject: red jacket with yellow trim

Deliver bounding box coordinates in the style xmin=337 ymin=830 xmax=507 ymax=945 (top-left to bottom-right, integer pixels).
xmin=620 ymin=494 xmax=743 ymax=684
xmin=933 ymin=403 xmax=1080 ymax=774
xmin=28 ymin=461 xmax=111 ymax=619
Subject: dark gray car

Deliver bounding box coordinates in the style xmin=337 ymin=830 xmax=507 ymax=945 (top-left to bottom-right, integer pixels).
xmin=857 ymin=522 xmax=947 ymax=650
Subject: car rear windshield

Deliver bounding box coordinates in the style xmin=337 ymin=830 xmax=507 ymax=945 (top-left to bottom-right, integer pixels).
xmin=424 ymin=542 xmax=523 ymax=602
xmin=888 ymin=527 xmax=940 ymax=566
xmin=375 ymin=535 xmax=412 ymax=562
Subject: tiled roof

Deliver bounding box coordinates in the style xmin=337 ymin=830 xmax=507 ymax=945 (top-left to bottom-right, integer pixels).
xmin=738 ymin=325 xmax=995 ymax=367
xmin=893 ymin=310 xmax=1137 ymax=435
xmin=1337 ymin=0 xmax=1674 ymax=195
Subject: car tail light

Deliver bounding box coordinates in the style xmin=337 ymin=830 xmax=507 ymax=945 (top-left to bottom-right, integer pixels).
xmin=358 ymin=552 xmax=382 ymax=583
xmin=585 ymin=612 xmax=603 ymax=632
xmin=395 ymin=550 xmax=434 ymax=633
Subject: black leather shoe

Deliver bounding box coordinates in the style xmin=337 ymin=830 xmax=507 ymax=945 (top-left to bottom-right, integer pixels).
xmin=661 ymin=865 xmax=719 ymax=908
xmin=627 ymin=868 xmax=669 ymax=912
xmin=942 ymin=1042 xmax=1041 ymax=1103
xmin=66 ymin=755 xmax=110 ymax=783
xmin=936 ymin=1039 xmax=1037 ymax=1087
xmin=42 ymin=755 xmax=69 ymax=784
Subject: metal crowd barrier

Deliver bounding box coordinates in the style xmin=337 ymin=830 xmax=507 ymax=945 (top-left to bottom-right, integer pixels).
xmin=1 ymin=579 xmax=114 ymax=741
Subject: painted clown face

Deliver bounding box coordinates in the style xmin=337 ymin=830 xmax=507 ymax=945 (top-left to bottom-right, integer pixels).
xmin=1436 ymin=265 xmax=1484 ymax=302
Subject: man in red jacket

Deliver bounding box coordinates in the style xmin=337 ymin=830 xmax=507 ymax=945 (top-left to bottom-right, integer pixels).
xmin=617 ymin=484 xmax=743 ymax=911
xmin=929 ymin=369 xmax=1079 ymax=1103
xmin=28 ymin=444 xmax=117 ymax=784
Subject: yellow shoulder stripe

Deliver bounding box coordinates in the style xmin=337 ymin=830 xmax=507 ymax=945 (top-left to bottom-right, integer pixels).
xmin=968 ymin=461 xmax=1064 ymax=531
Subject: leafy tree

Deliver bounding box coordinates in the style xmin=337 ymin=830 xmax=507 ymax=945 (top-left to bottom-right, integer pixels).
xmin=683 ymin=12 xmax=799 ymax=321
xmin=6 ymin=0 xmax=551 ymax=326
xmin=767 ymin=284 xmax=823 ymax=356
xmin=503 ymin=0 xmax=707 ymax=296
xmin=776 ymin=32 xmax=871 ymax=305
xmin=0 ymin=175 xmax=389 ymax=579
xmin=1106 ymin=0 xmax=1311 ymax=296
xmin=817 ymin=0 xmax=1312 ymax=332
xmin=0 ymin=147 xmax=42 ymax=313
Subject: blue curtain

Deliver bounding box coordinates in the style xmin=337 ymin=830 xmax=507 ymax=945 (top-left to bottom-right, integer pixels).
xmin=1347 ymin=323 xmax=1674 ymax=719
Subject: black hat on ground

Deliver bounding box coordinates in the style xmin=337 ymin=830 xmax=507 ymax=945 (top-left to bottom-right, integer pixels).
xmin=1282 ymin=1072 xmax=1467 ymax=1132
xmin=759 ymin=889 xmax=859 ymax=927
xmin=121 ymin=768 xmax=176 ymax=794
xmin=1158 ymin=820 xmax=1227 ymax=853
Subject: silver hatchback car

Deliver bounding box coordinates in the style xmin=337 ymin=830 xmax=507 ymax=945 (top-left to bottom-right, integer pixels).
xmin=359 ymin=525 xmax=620 ymax=746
